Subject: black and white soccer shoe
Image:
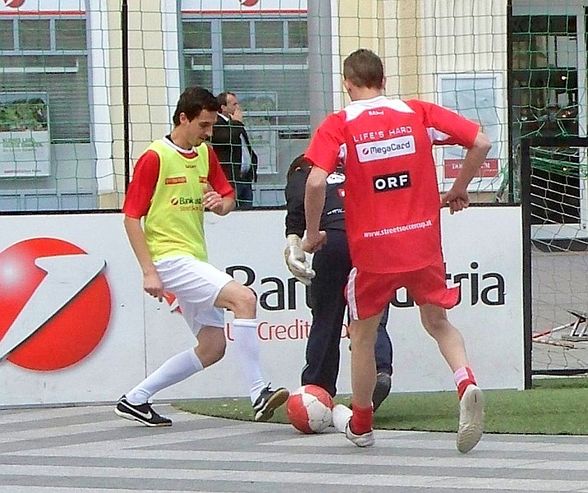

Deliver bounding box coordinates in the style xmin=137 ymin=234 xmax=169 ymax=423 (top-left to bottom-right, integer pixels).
xmin=252 ymin=384 xmax=289 ymax=422
xmin=114 ymin=395 xmax=172 ymax=427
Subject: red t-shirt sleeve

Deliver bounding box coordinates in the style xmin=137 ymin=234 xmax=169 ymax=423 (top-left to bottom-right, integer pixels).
xmin=207 ymin=146 xmax=235 ymax=198
xmin=305 ymin=113 xmax=345 ymax=174
xmin=407 ymin=100 xmax=480 ymax=148
xmin=122 ymin=149 xmax=160 ymax=219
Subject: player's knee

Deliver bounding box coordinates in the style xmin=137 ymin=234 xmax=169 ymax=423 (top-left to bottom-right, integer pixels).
xmin=243 ymin=286 xmax=257 ymax=308
xmin=348 ymin=323 xmax=377 ymax=347
xmin=232 ymin=286 xmax=257 ymax=317
xmin=420 ymin=312 xmax=448 ymax=336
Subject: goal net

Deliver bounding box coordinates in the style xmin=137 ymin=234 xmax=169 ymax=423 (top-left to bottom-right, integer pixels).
xmin=0 ymin=0 xmax=509 ymax=212
xmin=521 ymin=137 xmax=588 ymax=376
xmin=3 ymin=0 xmax=588 ymax=381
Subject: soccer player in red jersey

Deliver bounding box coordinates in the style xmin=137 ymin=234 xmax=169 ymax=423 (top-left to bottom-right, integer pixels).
xmin=303 ymin=49 xmax=491 ymax=452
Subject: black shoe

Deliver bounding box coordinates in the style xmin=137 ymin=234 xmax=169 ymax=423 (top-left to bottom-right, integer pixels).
xmin=372 ymin=372 xmax=392 ymax=412
xmin=114 ymin=395 xmax=172 ymax=427
xmin=252 ymin=384 xmax=289 ymax=422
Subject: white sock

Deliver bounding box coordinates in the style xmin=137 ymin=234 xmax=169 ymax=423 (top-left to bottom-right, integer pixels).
xmin=232 ymin=318 xmax=266 ymax=403
xmin=126 ymin=349 xmax=203 ymax=405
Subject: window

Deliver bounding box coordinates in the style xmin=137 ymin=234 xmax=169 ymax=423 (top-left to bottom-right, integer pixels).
xmin=0 ymin=20 xmax=14 ymax=50
xmin=19 ymin=20 xmax=50 ymax=50
xmin=182 ymin=21 xmax=211 ymax=49
xmin=255 ymin=21 xmax=283 ymax=49
xmin=0 ymin=14 xmax=94 ymax=212
xmin=181 ymin=15 xmax=309 ymax=206
xmin=222 ymin=21 xmax=250 ymax=49
xmin=55 ymin=19 xmax=87 ymax=50
xmin=288 ymin=21 xmax=307 ymax=49
xmin=0 ymin=17 xmax=90 ymax=143
xmin=182 ymin=16 xmax=309 ymax=129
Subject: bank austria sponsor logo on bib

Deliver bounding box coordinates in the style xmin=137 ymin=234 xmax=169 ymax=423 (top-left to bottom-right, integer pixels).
xmin=356 ymin=135 xmax=416 ymax=163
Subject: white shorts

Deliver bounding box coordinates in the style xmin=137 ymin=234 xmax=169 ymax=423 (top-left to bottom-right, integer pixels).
xmin=155 ymin=256 xmax=233 ymax=335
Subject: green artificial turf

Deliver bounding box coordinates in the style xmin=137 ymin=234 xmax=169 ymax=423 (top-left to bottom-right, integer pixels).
xmin=174 ymin=377 xmax=588 ymax=435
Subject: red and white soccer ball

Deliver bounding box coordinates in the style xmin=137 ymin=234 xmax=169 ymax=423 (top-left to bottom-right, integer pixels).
xmin=286 ymin=384 xmax=334 ymax=434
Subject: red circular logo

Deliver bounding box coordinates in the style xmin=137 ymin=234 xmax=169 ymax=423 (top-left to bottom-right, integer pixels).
xmin=240 ymin=0 xmax=259 ymax=6
xmin=0 ymin=238 xmax=111 ymax=371
xmin=3 ymin=0 xmax=26 ymax=8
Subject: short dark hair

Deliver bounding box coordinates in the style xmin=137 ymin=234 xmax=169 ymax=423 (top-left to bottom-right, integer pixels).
xmin=172 ymin=86 xmax=219 ymax=126
xmin=343 ymin=49 xmax=384 ymax=89
xmin=287 ymin=154 xmax=311 ymax=179
xmin=216 ymin=91 xmax=237 ymax=107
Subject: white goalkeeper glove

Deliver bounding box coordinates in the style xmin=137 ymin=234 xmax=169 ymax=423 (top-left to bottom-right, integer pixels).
xmin=284 ymin=234 xmax=315 ymax=286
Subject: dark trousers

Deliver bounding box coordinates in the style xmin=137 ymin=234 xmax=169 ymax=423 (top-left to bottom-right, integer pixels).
xmin=235 ymin=181 xmax=253 ymax=208
xmin=301 ymin=229 xmax=393 ymax=397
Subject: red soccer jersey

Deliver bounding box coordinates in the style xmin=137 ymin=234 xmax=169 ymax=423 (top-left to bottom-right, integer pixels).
xmin=123 ymin=140 xmax=234 ymax=219
xmin=305 ymin=97 xmax=479 ymax=273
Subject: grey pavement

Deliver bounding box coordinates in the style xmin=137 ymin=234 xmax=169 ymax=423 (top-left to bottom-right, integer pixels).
xmin=1 ymin=404 xmax=587 ymax=493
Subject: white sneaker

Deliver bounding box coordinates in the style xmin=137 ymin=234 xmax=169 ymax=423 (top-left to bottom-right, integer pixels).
xmin=345 ymin=422 xmax=375 ymax=447
xmin=456 ymin=385 xmax=485 ymax=453
xmin=332 ymin=404 xmax=352 ymax=433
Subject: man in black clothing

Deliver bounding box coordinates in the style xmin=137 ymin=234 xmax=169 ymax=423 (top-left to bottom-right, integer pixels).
xmin=210 ymin=92 xmax=258 ymax=208
xmin=284 ymin=155 xmax=393 ymax=410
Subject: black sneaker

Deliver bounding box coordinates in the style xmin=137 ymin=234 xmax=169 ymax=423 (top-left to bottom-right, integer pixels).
xmin=114 ymin=395 xmax=172 ymax=427
xmin=372 ymin=372 xmax=392 ymax=412
xmin=252 ymin=384 xmax=289 ymax=422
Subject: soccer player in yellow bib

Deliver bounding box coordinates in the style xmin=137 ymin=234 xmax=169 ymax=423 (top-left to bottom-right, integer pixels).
xmin=116 ymin=86 xmax=288 ymax=426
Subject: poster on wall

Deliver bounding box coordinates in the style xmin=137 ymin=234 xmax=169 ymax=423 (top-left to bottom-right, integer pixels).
xmin=437 ymin=74 xmax=504 ymax=193
xmin=0 ymin=214 xmax=145 ymax=407
xmin=249 ymin=129 xmax=278 ymax=174
xmin=239 ymin=92 xmax=279 ymax=174
xmin=0 ymin=208 xmax=523 ymax=406
xmin=0 ymin=93 xmax=51 ymax=177
xmin=148 ymin=207 xmax=525 ymax=401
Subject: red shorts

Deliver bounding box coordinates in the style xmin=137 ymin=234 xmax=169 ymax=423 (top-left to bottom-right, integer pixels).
xmin=346 ymin=261 xmax=460 ymax=320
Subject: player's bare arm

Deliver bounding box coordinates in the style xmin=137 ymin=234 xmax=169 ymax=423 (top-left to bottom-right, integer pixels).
xmin=123 ymin=215 xmax=164 ymax=301
xmin=441 ymin=130 xmax=492 ymax=214
xmin=302 ymin=165 xmax=328 ymax=252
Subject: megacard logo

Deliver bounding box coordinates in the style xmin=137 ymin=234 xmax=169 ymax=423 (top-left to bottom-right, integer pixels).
xmin=0 ymin=238 xmax=111 ymax=371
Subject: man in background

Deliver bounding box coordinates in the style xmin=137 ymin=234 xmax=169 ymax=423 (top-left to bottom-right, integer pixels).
xmin=210 ymin=92 xmax=258 ymax=209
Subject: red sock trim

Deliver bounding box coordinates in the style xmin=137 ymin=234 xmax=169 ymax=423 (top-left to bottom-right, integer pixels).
xmin=455 ymin=367 xmax=477 ymax=399
xmin=350 ymin=403 xmax=373 ymax=434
